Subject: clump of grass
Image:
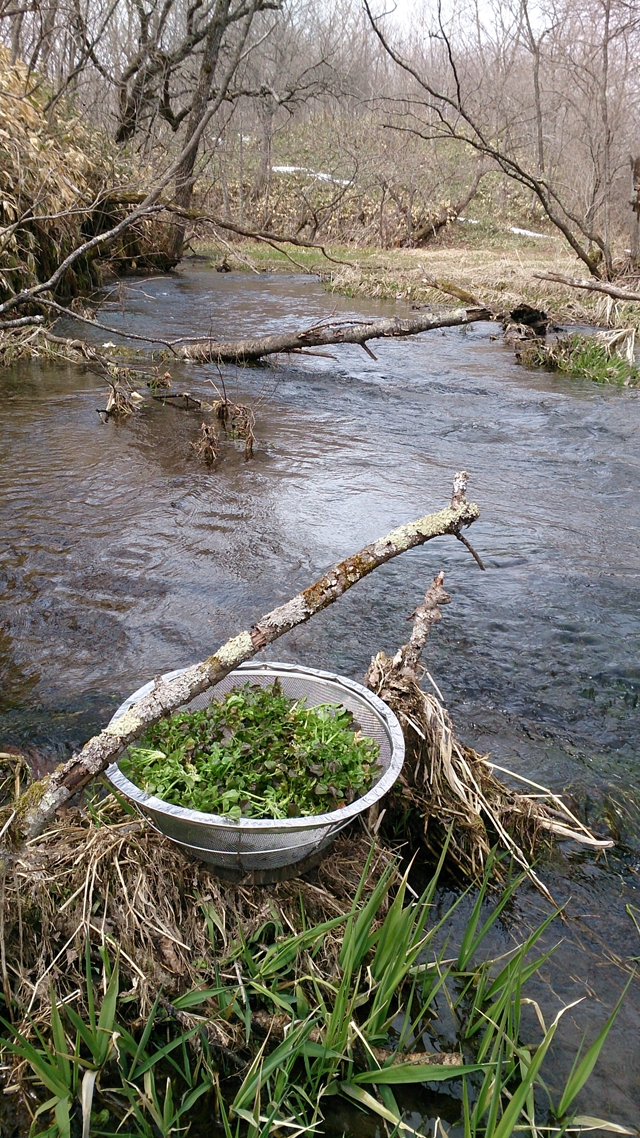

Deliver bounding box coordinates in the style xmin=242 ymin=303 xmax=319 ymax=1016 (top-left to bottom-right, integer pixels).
xmin=519 ymin=329 xmax=640 ymax=385
xmin=1 ymin=845 xmax=632 ymax=1138
xmin=120 ymin=680 xmax=380 ymax=819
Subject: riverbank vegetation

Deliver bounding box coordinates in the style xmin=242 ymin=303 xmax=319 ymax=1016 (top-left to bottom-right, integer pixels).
xmin=519 ymin=329 xmax=640 ymax=386
xmin=0 ymin=48 xmax=173 ymax=309
xmin=3 ymin=0 xmax=640 ymax=329
xmin=1 ymin=800 xmax=629 ymax=1138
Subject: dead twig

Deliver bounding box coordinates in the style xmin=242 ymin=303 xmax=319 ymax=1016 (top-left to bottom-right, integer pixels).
xmin=366 ymin=569 xmax=613 ymax=895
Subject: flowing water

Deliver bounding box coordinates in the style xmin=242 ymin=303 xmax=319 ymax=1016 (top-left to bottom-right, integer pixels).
xmin=1 ymin=265 xmax=639 ymax=1129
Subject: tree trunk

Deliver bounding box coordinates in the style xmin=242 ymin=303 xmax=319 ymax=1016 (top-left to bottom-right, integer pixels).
xmin=630 ymin=157 xmax=640 ymax=267
xmin=166 ymin=23 xmax=227 ymax=261
xmin=252 ymin=95 xmax=276 ymax=201
xmin=0 ymin=475 xmax=480 ymax=860
xmin=10 ymin=10 xmax=23 ymax=65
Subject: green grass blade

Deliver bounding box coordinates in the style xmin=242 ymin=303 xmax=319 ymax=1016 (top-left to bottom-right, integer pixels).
xmin=85 ymin=941 xmax=96 ymax=1035
xmin=487 ymin=1020 xmax=557 ymax=1138
xmin=96 ymin=959 xmax=120 ymax=1065
xmin=556 ymin=975 xmax=634 ymax=1118
xmin=1 ymin=1029 xmax=70 ymax=1098
xmin=173 ymin=983 xmax=230 ymax=1010
xmin=64 ymin=1006 xmax=100 ymax=1065
xmin=132 ymin=1025 xmax=201 ymax=1077
xmin=456 ymin=851 xmax=495 ymax=970
xmin=49 ymin=987 xmax=71 ymax=1089
xmin=232 ymin=1019 xmax=315 ymax=1112
xmin=341 ymin=857 xmax=398 ymax=970
xmin=352 ymin=1062 xmax=486 ymax=1085
xmin=54 ymin=1095 xmax=72 ymax=1138
xmin=127 ymin=991 xmax=161 ymax=1077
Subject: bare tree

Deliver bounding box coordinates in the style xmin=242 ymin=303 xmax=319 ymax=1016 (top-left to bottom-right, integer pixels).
xmin=363 ymin=0 xmax=640 ymax=278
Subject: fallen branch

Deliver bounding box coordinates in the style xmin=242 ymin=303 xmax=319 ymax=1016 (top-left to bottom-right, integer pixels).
xmin=0 ymin=315 xmax=45 ymax=330
xmin=534 ymin=271 xmax=640 ymax=303
xmin=0 ymin=474 xmax=480 ymax=858
xmin=365 ymin=572 xmax=613 ymax=894
xmin=177 ymin=307 xmax=491 ymax=364
xmin=412 ymin=162 xmax=486 ymax=246
xmin=4 ymin=302 xmax=492 ymax=364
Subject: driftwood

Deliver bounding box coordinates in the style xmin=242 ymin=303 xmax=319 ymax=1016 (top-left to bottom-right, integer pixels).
xmin=365 ymin=572 xmax=613 ymax=894
xmin=0 ymin=474 xmax=480 ymax=861
xmin=176 ymin=308 xmax=491 ymax=364
xmin=534 ymin=271 xmax=640 ymax=303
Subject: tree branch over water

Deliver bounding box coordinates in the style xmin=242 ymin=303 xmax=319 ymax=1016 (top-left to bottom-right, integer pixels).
xmin=176 ymin=307 xmax=492 ymax=363
xmin=0 ymin=474 xmax=480 ymax=860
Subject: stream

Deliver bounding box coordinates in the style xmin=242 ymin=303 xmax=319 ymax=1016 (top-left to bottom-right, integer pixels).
xmin=1 ymin=265 xmax=639 ymax=1130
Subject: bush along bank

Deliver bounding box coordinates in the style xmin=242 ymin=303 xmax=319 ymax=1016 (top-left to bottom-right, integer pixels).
xmin=0 ymin=47 xmax=175 ymax=310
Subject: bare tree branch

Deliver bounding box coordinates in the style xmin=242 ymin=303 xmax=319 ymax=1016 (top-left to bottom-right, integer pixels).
xmin=534 ymin=271 xmax=640 ymax=302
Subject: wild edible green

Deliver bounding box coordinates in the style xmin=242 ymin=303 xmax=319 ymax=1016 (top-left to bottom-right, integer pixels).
xmin=119 ymin=680 xmax=380 ymax=820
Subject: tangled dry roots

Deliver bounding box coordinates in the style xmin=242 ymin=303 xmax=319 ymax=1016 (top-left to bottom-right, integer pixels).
xmin=365 ymin=648 xmax=609 ymax=895
xmin=366 ymin=651 xmax=538 ymax=880
xmin=0 ymin=791 xmax=395 ymax=1029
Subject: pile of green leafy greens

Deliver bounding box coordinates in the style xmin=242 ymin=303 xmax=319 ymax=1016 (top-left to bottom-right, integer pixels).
xmin=119 ymin=680 xmax=380 ymax=820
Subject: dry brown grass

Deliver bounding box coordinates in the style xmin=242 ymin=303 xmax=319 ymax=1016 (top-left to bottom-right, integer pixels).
xmin=0 ymin=46 xmax=171 ymax=308
xmin=0 ymin=775 xmax=396 ymax=1031
xmin=325 ymin=244 xmax=637 ymax=326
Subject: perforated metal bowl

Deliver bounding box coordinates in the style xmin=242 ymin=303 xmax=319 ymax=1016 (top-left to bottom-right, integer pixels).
xmin=106 ymin=661 xmax=404 ymax=875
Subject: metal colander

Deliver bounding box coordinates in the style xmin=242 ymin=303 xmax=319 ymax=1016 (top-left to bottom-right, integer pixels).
xmin=106 ymin=661 xmax=404 ymax=874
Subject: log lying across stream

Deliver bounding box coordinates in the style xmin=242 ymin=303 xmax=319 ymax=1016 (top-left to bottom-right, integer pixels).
xmin=176 ymin=307 xmax=492 ymax=363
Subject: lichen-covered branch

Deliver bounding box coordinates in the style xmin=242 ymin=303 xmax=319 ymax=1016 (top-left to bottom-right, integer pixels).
xmin=401 ymin=571 xmax=451 ymax=673
xmin=0 ymin=474 xmax=480 ymax=858
xmin=177 ymin=308 xmax=491 ymax=364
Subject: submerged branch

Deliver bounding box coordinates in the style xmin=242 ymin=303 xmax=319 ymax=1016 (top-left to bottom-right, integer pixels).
xmin=0 ymin=474 xmax=480 ymax=858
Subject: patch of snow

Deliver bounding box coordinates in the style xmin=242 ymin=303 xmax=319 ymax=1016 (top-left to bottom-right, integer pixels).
xmin=271 ymin=165 xmax=350 ymax=186
xmin=458 ymin=216 xmax=480 ymax=224
xmin=509 ymin=226 xmax=556 ymax=239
